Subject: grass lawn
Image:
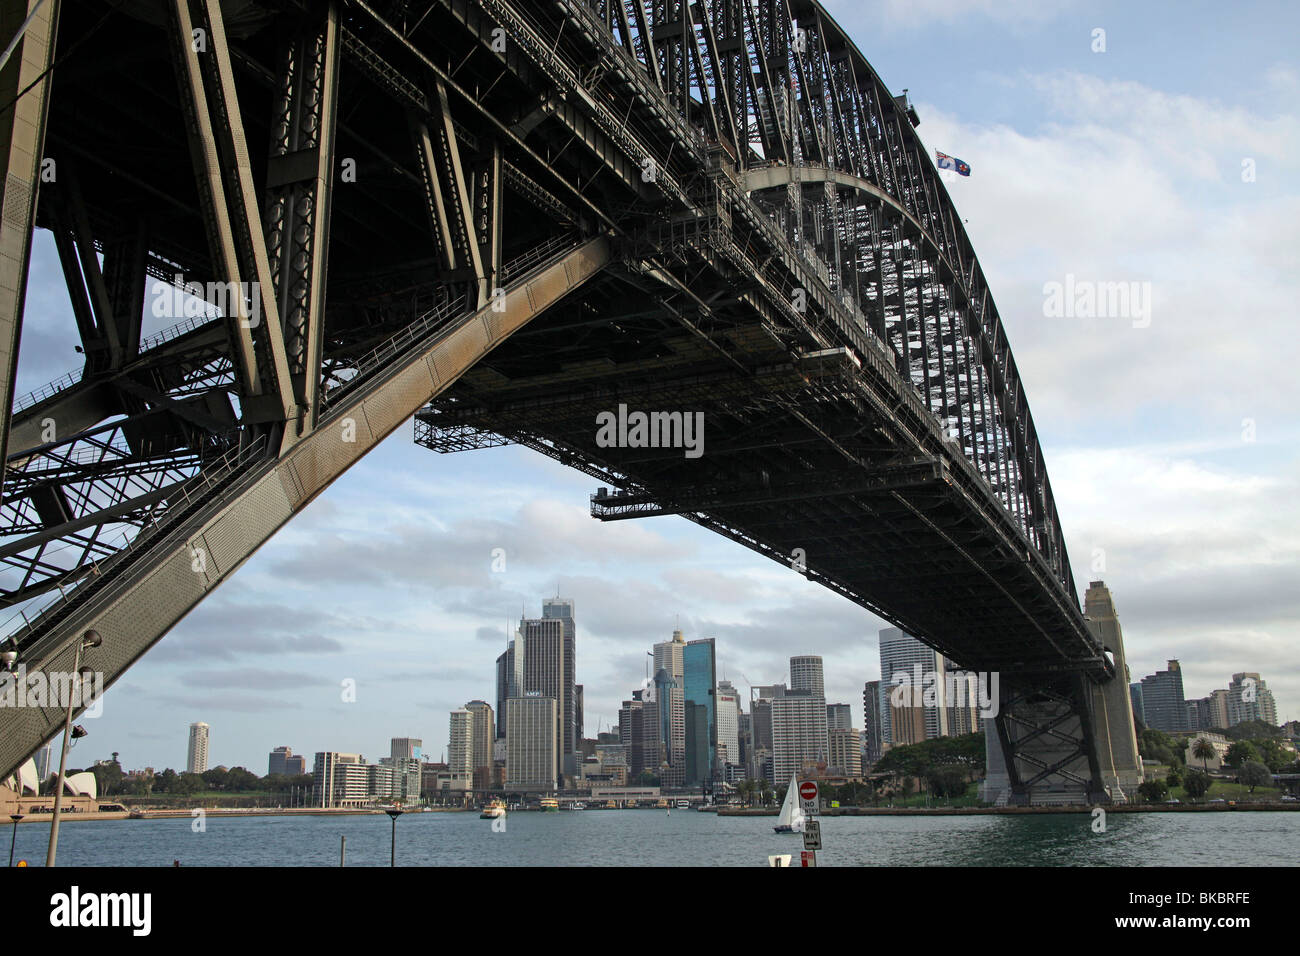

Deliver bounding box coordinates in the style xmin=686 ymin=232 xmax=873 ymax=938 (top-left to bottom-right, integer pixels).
xmin=1167 ymin=780 xmax=1285 ymax=803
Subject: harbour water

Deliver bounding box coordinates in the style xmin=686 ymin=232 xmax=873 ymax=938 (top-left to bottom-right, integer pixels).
xmin=12 ymin=809 xmax=1298 ymax=867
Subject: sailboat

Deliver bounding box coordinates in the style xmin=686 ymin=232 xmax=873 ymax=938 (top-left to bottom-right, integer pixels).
xmin=774 ymin=774 xmax=806 ymax=834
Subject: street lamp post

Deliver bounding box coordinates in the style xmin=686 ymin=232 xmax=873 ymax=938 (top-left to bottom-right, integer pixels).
xmin=385 ymin=808 xmax=403 ymax=867
xmin=8 ymin=814 xmax=22 ymax=867
xmin=45 ymin=629 xmax=102 ymax=867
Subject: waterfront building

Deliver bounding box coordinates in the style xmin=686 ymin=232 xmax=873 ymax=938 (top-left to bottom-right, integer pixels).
xmin=653 ymin=666 xmax=685 ymax=773
xmin=506 ymin=694 xmax=558 ymax=791
xmin=390 ymin=737 xmax=423 ymax=761
xmin=312 ymin=752 xmax=368 ymax=808
xmin=1138 ymin=660 xmax=1187 ymax=733
xmin=1130 ymin=682 xmax=1145 ymax=726
xmin=771 ymin=690 xmax=828 ymax=784
xmin=683 ymin=638 xmax=717 ymax=785
xmin=828 ymin=727 xmax=862 ymax=777
xmin=448 ymin=709 xmax=474 ymax=791
xmin=465 ymin=701 xmax=495 ymax=790
xmin=519 ymin=614 xmax=567 ymax=783
xmin=878 ymin=628 xmax=948 ymax=742
xmin=716 ymin=681 xmax=741 ymax=769
xmin=268 ymin=746 xmax=306 ymax=777
xmin=541 ymin=597 xmax=579 ymax=778
xmin=495 ymin=643 xmax=516 ymax=739
xmin=862 ymin=680 xmax=883 ymax=767
xmin=187 ymin=722 xmax=210 ymax=774
xmin=1227 ymin=672 xmax=1278 ymax=727
xmin=1183 ymin=732 xmax=1231 ymax=772
xmin=377 ymin=756 xmax=422 ymax=804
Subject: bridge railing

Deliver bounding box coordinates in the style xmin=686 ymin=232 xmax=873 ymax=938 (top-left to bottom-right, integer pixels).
xmin=0 ymin=432 xmax=269 ymax=649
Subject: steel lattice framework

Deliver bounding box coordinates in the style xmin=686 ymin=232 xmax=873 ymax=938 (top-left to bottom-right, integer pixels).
xmin=0 ymin=0 xmax=1132 ymax=803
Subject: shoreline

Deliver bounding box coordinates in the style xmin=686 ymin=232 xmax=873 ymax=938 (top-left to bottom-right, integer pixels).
xmin=720 ymin=803 xmax=1300 ymax=816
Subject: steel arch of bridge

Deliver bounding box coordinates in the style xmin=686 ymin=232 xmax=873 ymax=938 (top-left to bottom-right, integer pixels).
xmin=0 ymin=0 xmax=1122 ymax=801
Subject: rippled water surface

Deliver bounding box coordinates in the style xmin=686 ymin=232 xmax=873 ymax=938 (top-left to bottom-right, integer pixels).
xmin=12 ymin=809 xmax=1297 ymax=867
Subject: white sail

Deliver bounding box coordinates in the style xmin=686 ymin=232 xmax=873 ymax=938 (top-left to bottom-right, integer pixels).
xmin=777 ymin=774 xmax=806 ymax=831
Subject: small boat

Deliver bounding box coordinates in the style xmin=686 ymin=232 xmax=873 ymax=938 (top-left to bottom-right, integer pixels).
xmin=774 ymin=774 xmax=806 ymax=834
xmin=479 ymin=799 xmax=506 ymax=820
xmin=540 ymin=798 xmax=559 ymax=812
xmin=570 ymin=801 xmax=586 ymax=811
xmin=675 ymin=799 xmax=690 ymax=809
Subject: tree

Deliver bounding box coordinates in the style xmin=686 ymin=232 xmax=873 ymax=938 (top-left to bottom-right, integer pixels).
xmin=1224 ymin=741 xmax=1259 ymax=770
xmin=1239 ymin=761 xmax=1271 ymax=794
xmin=1254 ymin=738 xmax=1290 ymax=773
xmin=926 ymin=765 xmax=970 ymax=799
xmin=1166 ymin=766 xmax=1182 ymax=789
xmin=1222 ymin=720 xmax=1280 ymax=741
xmin=1137 ymin=780 xmax=1169 ymax=803
xmin=1182 ymin=769 xmax=1212 ymax=801
xmin=1191 ymin=737 xmax=1216 ymax=773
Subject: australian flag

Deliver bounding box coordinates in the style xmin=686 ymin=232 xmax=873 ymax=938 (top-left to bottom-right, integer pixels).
xmin=936 ymin=151 xmax=971 ymax=176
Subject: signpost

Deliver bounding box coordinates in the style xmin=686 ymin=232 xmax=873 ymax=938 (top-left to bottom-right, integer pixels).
xmin=798 ymin=780 xmax=819 ymax=815
xmin=799 ymin=780 xmax=821 ymax=865
xmin=802 ymin=818 xmax=822 ymax=851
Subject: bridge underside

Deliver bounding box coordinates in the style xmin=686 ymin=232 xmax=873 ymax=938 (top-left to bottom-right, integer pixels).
xmin=416 ymin=255 xmax=1092 ymax=680
xmin=0 ymin=0 xmax=1136 ymax=800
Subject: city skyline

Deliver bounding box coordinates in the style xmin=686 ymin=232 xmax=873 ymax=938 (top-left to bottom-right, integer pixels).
xmin=13 ymin=0 xmax=1296 ymax=773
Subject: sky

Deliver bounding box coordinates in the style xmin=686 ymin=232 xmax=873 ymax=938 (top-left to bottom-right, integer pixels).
xmin=11 ymin=1 xmax=1298 ymax=772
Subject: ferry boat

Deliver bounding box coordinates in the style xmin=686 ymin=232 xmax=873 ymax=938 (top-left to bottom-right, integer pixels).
xmin=479 ymin=799 xmax=506 ymax=820
xmin=540 ymin=798 xmax=559 ymax=812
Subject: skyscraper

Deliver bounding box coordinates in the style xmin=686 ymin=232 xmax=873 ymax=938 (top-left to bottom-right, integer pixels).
xmin=653 ymin=629 xmax=685 ymax=685
xmin=520 ymin=612 xmax=567 ymax=783
xmin=683 ymin=638 xmax=717 ymax=786
xmin=862 ymin=680 xmax=883 ymax=767
xmin=1228 ymin=672 xmax=1277 ymax=726
xmin=465 ymin=701 xmax=495 ymax=789
xmin=390 ymin=737 xmax=423 ymax=761
xmin=826 ymin=702 xmax=852 ymax=731
xmin=771 ymin=692 xmax=828 ymax=785
xmin=448 ymin=709 xmax=474 ymax=790
xmin=542 ymin=597 xmax=578 ymax=775
xmin=313 ymin=752 xmax=368 ymax=808
xmin=828 ymin=727 xmax=862 ymax=777
xmin=652 ymin=666 xmax=684 ymax=778
xmin=1138 ymin=660 xmax=1187 ymax=733
xmin=716 ymin=680 xmax=741 ymax=770
xmin=790 ymin=656 xmax=825 ymax=698
xmin=495 ymin=643 xmax=516 ymax=739
xmin=506 ymin=694 xmax=558 ymax=791
xmin=878 ymin=627 xmax=948 ymax=742
xmin=187 ymin=722 xmax=209 ymax=774
xmin=269 ymin=746 xmax=306 ymax=776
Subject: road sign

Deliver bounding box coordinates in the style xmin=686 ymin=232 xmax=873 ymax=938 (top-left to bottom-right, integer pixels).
xmin=800 ymin=850 xmax=817 ymax=867
xmin=802 ymin=818 xmax=822 ymax=850
xmin=799 ymin=780 xmax=818 ymax=814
